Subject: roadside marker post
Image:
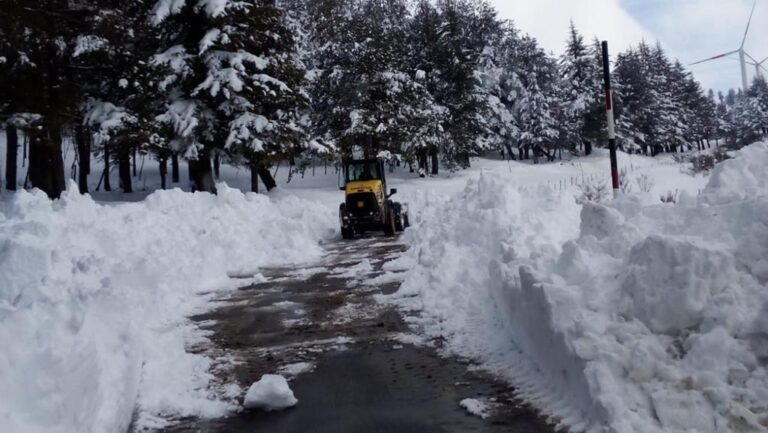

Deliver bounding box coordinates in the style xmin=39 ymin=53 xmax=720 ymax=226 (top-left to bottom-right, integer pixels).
xmin=601 ymin=41 xmax=620 ymax=198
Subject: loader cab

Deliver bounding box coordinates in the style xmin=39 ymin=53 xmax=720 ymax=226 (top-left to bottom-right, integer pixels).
xmin=342 ymin=159 xmax=385 ymax=186
xmin=340 ymin=158 xmax=397 ymax=196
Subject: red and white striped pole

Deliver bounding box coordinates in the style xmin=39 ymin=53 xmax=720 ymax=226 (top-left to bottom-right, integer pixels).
xmin=601 ymin=41 xmax=620 ymax=198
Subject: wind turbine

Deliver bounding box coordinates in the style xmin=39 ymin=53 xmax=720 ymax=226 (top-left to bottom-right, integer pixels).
xmin=689 ymin=0 xmax=760 ymax=90
xmin=747 ymin=55 xmax=768 ymax=79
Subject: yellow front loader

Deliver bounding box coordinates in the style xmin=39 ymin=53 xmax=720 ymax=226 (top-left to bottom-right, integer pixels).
xmin=338 ymin=158 xmax=409 ymax=239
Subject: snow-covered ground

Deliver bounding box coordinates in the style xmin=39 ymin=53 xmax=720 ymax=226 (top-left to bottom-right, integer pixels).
xmin=382 ymin=142 xmax=768 ymax=433
xmin=0 ymin=181 xmax=335 ymax=433
xmin=2 ymin=128 xmax=754 ymax=433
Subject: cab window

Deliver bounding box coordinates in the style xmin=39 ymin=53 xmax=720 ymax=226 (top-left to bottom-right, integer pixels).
xmin=347 ymin=161 xmax=381 ymax=182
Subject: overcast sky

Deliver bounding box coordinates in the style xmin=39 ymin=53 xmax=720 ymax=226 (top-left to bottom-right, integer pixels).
xmin=489 ymin=0 xmax=768 ymax=94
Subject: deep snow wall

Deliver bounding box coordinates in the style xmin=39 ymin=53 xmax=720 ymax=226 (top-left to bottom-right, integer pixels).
xmin=0 ymin=183 xmax=335 ymax=433
xmin=387 ymin=142 xmax=768 ymax=433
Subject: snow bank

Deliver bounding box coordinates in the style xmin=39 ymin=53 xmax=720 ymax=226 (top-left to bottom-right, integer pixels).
xmin=0 ymin=183 xmax=334 ymax=433
xmin=243 ymin=374 xmax=298 ymax=411
xmin=386 ymin=142 xmax=768 ymax=433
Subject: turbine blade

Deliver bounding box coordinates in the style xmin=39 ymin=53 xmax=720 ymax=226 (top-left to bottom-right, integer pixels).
xmin=744 ymin=52 xmax=760 ymax=64
xmin=741 ymin=0 xmax=757 ymax=49
xmin=689 ymin=50 xmax=740 ymax=66
xmin=760 ymin=57 xmax=768 ymax=65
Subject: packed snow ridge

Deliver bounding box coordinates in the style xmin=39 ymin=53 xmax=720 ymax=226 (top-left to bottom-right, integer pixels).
xmin=386 ymin=142 xmax=768 ymax=433
xmin=0 ymin=183 xmax=335 ymax=433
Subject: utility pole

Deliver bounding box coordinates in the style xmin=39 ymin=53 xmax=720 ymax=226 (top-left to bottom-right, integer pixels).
xmin=601 ymin=41 xmax=620 ymax=198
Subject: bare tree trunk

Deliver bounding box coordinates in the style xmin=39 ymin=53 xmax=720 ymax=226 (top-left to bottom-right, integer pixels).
xmin=103 ymin=141 xmax=112 ymax=191
xmin=118 ymin=144 xmax=133 ymax=193
xmin=213 ymin=152 xmax=221 ymax=180
xmin=159 ymin=157 xmax=168 ymax=190
xmin=250 ymin=163 xmax=259 ymax=193
xmin=29 ymin=124 xmax=66 ymax=199
xmin=258 ymin=165 xmax=277 ymax=191
xmin=418 ymin=148 xmax=428 ymax=177
xmin=51 ymin=124 xmax=66 ymax=197
xmin=430 ymin=146 xmax=438 ymax=175
xmin=75 ymin=126 xmax=90 ymax=194
xmin=5 ymin=126 xmax=18 ymax=190
xmin=504 ymin=142 xmax=516 ymax=160
xmin=171 ymin=153 xmax=180 ymax=183
xmin=189 ymin=150 xmax=216 ymax=193
xmin=29 ymin=134 xmax=53 ymax=195
xmin=132 ymin=148 xmax=137 ymax=177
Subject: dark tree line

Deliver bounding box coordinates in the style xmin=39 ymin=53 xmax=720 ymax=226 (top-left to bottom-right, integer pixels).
xmin=0 ymin=0 xmax=305 ymax=197
xmin=1 ymin=0 xmax=766 ymax=198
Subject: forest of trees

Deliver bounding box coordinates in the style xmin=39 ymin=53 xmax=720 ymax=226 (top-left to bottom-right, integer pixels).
xmin=1 ymin=0 xmax=767 ymax=198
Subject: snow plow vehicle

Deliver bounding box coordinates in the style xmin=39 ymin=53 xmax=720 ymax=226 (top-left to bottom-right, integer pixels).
xmin=339 ymin=158 xmax=409 ymax=239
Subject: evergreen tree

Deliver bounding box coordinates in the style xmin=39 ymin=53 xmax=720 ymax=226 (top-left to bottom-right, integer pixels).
xmin=513 ymin=36 xmax=559 ymax=162
xmin=152 ymin=0 xmax=307 ymax=192
xmin=0 ymin=0 xmax=91 ymax=198
xmin=557 ymin=22 xmax=601 ymax=154
xmin=474 ymin=21 xmax=522 ymax=160
xmin=310 ymin=0 xmax=447 ymax=172
xmin=408 ymin=0 xmax=448 ymax=173
xmin=732 ymin=77 xmax=768 ymax=147
xmin=430 ymin=0 xmax=486 ymax=169
xmin=77 ymin=1 xmax=161 ymax=193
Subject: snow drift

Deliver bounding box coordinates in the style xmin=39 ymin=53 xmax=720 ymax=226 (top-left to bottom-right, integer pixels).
xmin=0 ymin=183 xmax=335 ymax=433
xmin=386 ymin=142 xmax=768 ymax=433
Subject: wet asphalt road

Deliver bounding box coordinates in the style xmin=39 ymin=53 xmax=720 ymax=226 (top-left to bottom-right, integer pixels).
xmin=147 ymin=236 xmax=558 ymax=433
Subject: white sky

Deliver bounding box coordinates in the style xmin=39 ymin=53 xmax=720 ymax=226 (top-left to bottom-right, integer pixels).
xmin=490 ymin=0 xmax=768 ymax=93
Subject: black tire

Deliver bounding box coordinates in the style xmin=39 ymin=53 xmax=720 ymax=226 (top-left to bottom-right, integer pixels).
xmin=383 ymin=208 xmax=396 ymax=236
xmin=339 ymin=203 xmax=354 ymax=240
xmin=341 ymin=227 xmax=354 ymax=239
xmin=394 ymin=203 xmax=404 ymax=232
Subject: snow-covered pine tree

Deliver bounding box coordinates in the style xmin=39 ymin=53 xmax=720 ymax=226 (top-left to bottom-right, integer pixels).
xmin=430 ymin=0 xmax=487 ymax=170
xmin=720 ymin=89 xmax=741 ymax=147
xmin=616 ymin=43 xmax=663 ymax=155
xmin=75 ymin=1 xmax=163 ymax=194
xmin=747 ymin=77 xmax=768 ymax=135
xmin=474 ymin=20 xmax=522 ymax=160
xmin=696 ymin=89 xmax=719 ymax=149
xmin=733 ymin=77 xmax=768 ymax=147
xmin=309 ymin=0 xmax=445 ymax=171
xmin=507 ymin=33 xmax=559 ymax=162
xmin=217 ymin=2 xmax=308 ymax=192
xmin=557 ymin=21 xmax=601 ymax=155
xmin=0 ymin=0 xmax=89 ymax=198
xmin=407 ymin=0 xmax=447 ymax=173
xmin=152 ymin=0 xmax=307 ymax=193
xmin=642 ymin=43 xmax=681 ymax=154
